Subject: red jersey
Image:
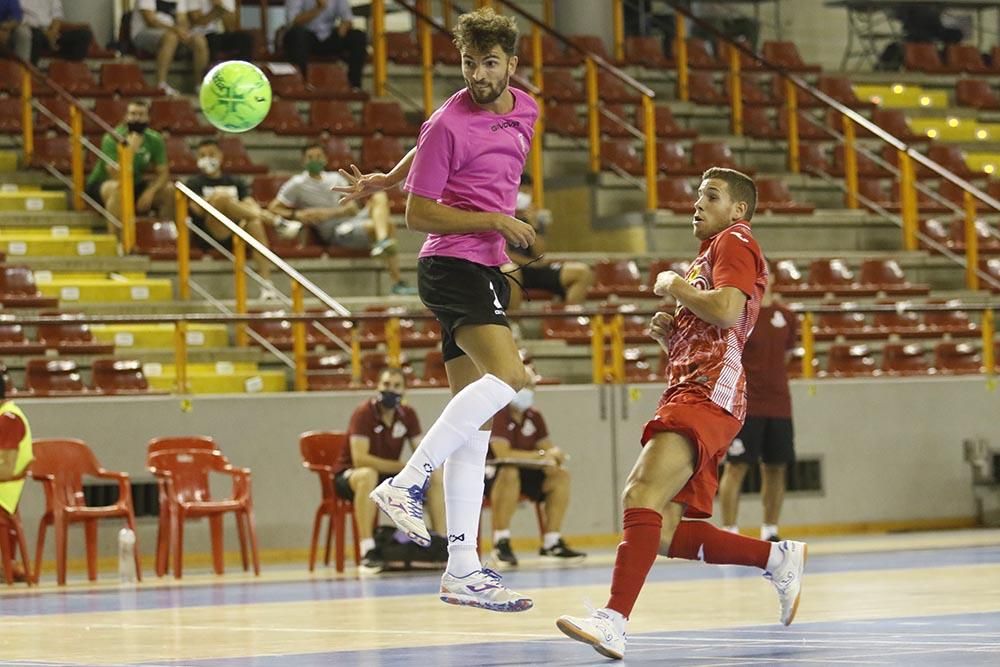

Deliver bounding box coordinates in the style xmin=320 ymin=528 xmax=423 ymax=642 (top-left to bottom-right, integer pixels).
xmin=489 ymin=406 xmax=549 ymax=453
xmin=661 ymin=222 xmax=767 ymax=422
xmin=335 ymin=399 xmax=422 ymax=474
xmin=743 ymin=301 xmax=797 ymax=418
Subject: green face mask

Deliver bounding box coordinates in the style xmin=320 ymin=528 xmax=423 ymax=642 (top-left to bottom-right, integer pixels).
xmin=305 ymin=160 xmax=326 ymax=175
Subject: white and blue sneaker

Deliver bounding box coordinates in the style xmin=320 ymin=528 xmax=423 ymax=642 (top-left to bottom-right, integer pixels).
xmin=764 ymin=539 xmax=808 ymax=626
xmin=440 ymin=568 xmax=533 ymax=612
xmin=556 ymin=607 xmax=628 ymax=660
xmin=369 ymin=477 xmax=431 ymax=547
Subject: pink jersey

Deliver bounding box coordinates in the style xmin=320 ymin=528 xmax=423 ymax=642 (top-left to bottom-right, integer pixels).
xmin=660 ymin=222 xmax=767 ymax=422
xmin=404 ymin=86 xmax=538 ymax=267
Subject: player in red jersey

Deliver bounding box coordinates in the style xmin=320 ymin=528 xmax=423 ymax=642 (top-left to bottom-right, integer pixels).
xmin=557 ymin=168 xmax=807 ymax=660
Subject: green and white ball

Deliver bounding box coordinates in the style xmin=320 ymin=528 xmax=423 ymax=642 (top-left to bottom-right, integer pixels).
xmin=199 ymin=60 xmax=272 ymax=133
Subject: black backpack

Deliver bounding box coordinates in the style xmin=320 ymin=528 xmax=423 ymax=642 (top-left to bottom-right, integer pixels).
xmin=374 ymin=525 xmax=448 ymax=569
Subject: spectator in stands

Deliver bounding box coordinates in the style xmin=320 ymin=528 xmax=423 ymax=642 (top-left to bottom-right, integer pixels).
xmin=0 ymin=0 xmax=31 ymax=62
xmin=132 ymin=0 xmax=209 ymax=96
xmin=502 ymin=174 xmax=593 ymax=310
xmin=85 ymin=100 xmax=174 ymax=223
xmin=20 ymin=0 xmax=92 ymax=64
xmin=895 ymin=7 xmax=963 ymax=46
xmin=0 ymin=374 xmax=33 ymax=582
xmin=717 ymin=269 xmax=797 ymax=542
xmin=186 ymin=0 xmax=253 ymax=63
xmin=268 ymin=144 xmax=417 ymax=296
xmin=185 ymin=138 xmax=296 ymax=301
xmin=283 ymin=0 xmax=366 ymax=89
xmin=335 ymin=367 xmax=445 ymax=574
xmin=486 ymin=374 xmax=586 ymax=568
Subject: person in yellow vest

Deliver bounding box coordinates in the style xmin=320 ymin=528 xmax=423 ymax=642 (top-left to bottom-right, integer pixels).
xmin=0 ymin=374 xmax=33 ymax=581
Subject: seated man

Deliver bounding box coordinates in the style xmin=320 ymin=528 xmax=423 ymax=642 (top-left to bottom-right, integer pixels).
xmin=85 ymin=100 xmax=174 ymax=224
xmin=268 ymin=143 xmax=416 ymax=295
xmin=0 ymin=0 xmax=31 ymax=62
xmin=0 ymin=374 xmax=33 ymax=583
xmin=502 ymin=174 xmax=593 ymax=310
xmin=21 ymin=0 xmax=93 ymax=64
xmin=187 ymin=0 xmax=253 ymax=62
xmin=185 ymin=138 xmax=296 ymax=301
xmin=283 ymin=0 xmax=366 ymax=88
xmin=132 ymin=0 xmax=208 ymax=95
xmin=334 ymin=367 xmax=445 ymax=573
xmin=486 ymin=376 xmax=586 ymax=567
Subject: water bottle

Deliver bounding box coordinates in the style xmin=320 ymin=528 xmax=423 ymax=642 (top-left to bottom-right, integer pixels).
xmin=118 ymin=528 xmax=137 ymax=584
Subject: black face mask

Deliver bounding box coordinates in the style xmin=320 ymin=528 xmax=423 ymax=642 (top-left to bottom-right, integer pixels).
xmin=127 ymin=121 xmax=148 ymax=134
xmin=378 ymin=390 xmax=402 ymax=409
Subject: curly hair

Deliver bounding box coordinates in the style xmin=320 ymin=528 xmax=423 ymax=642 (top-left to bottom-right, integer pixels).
xmin=452 ymin=7 xmax=519 ymax=57
xmin=702 ymin=167 xmax=757 ymax=221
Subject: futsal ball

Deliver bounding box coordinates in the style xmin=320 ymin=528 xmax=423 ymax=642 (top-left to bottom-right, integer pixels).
xmin=199 ymin=60 xmax=272 ymax=133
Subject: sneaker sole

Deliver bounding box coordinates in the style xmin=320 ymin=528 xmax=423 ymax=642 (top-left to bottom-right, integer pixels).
xmin=783 ymin=543 xmax=809 ymax=626
xmin=440 ymin=592 xmax=533 ymax=612
xmin=556 ymin=617 xmax=624 ymax=660
xmin=369 ymin=489 xmax=432 ymax=548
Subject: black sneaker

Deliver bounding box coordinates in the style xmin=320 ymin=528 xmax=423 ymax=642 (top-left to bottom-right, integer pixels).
xmin=492 ymin=538 xmax=518 ymax=568
xmin=767 ymin=534 xmax=782 ymax=543
xmin=539 ymin=538 xmax=586 ymax=562
xmin=359 ymin=548 xmax=385 ymax=575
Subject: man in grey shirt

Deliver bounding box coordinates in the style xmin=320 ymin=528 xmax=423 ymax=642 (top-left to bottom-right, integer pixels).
xmin=268 ymin=143 xmax=415 ymax=296
xmin=283 ymin=0 xmax=366 ymax=89
xmin=20 ymin=0 xmax=92 ymax=64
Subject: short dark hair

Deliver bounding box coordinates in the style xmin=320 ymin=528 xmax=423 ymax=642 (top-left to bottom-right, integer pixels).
xmin=379 ymin=366 xmax=407 ymax=386
xmin=701 ymin=167 xmax=757 ymax=221
xmin=197 ymin=138 xmax=219 ymax=150
xmin=126 ymin=99 xmax=150 ymax=110
xmin=520 ymin=172 xmax=533 ymax=186
xmin=302 ymin=143 xmax=325 ymax=155
xmin=453 ymin=7 xmax=519 ymax=58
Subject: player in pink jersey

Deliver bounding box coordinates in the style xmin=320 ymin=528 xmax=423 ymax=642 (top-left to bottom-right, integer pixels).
xmin=557 ymin=168 xmax=808 ymax=660
xmin=332 ymin=8 xmax=537 ymax=612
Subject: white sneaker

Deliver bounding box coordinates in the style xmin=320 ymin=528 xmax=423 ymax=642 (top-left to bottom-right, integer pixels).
xmin=157 ymin=82 xmax=180 ymax=97
xmin=439 ymin=567 xmax=533 ymax=612
xmin=556 ymin=607 xmax=627 ymax=660
xmin=274 ymin=218 xmax=303 ymax=240
xmin=369 ymin=477 xmax=431 ymax=547
xmin=764 ymin=539 xmax=808 ymax=626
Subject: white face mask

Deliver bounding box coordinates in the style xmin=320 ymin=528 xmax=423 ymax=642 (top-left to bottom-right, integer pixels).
xmin=197 ymin=156 xmax=221 ymax=174
xmin=509 ymin=388 xmax=534 ymax=412
xmin=515 ymin=191 xmax=532 ymax=211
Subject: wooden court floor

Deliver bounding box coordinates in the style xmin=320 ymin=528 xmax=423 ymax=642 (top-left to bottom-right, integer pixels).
xmin=1 ymin=529 xmax=998 ymax=666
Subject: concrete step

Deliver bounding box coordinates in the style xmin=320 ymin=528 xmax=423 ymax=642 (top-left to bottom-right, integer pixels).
xmin=91 ymin=323 xmax=230 ymax=350
xmin=0 ymin=150 xmax=17 ymax=172
xmin=142 ymin=361 xmax=287 ymax=394
xmin=35 ymin=275 xmax=173 ymax=303
xmin=0 ymin=190 xmax=66 ymax=211
xmin=0 ymin=232 xmax=117 ymax=257
xmin=0 ymin=210 xmax=101 ymax=227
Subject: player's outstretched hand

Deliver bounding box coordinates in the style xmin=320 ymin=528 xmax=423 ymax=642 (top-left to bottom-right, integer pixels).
xmin=497 ymin=215 xmax=536 ymax=249
xmin=653 ymin=270 xmax=684 ymax=298
xmin=647 ymin=311 xmax=675 ymax=345
xmin=331 ymin=164 xmax=390 ymax=204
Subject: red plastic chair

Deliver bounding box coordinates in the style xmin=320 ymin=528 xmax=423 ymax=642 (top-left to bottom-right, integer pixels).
xmin=92 ymin=358 xmax=159 ymax=394
xmin=322 ymin=136 xmax=357 ymax=172
xmin=756 ymin=178 xmax=815 ymax=214
xmin=881 ymin=343 xmax=933 ymax=376
xmin=150 ymin=98 xmax=213 ymax=135
xmin=904 ymin=43 xmax=956 ymax=73
xmin=956 ymin=79 xmax=1000 ymax=111
xmin=636 ymin=104 xmax=696 ymax=139
xmin=298 ymin=431 xmax=361 ymax=572
xmin=657 ymin=178 xmax=697 ymax=213
xmin=542 ymin=306 xmax=593 ymax=344
xmin=218 ymin=136 xmax=267 ymax=174
xmin=589 ymin=260 xmax=649 ymax=299
xmin=685 ymin=38 xmax=724 ymax=69
xmin=99 ymin=62 xmax=160 ymax=96
xmin=36 ymin=312 xmax=114 ymax=354
xmin=822 ymin=343 xmax=879 ymax=378
xmin=814 ymin=303 xmax=870 ymax=340
xmin=385 ymin=31 xmax=420 ymax=64
xmin=420 ymin=349 xmax=449 ymax=387
xmin=360 ymin=135 xmax=405 ymax=174
xmin=601 ymin=139 xmax=643 ymax=175
xmin=544 ymin=102 xmax=587 ymax=138
xmin=147 ymin=448 xmax=259 ymax=579
xmin=305 ymin=63 xmax=367 ymax=100
xmin=0 ymin=316 xmax=45 ymax=355
xmin=260 ymin=99 xmax=310 ymax=134
xmin=306 ymin=353 xmax=353 ymax=391
xmin=688 ymin=71 xmax=728 ymax=105
xmin=624 ymin=36 xmax=672 ymax=69
xmin=817 ymin=76 xmax=872 ymax=109
xmin=597 ymin=70 xmax=641 ymax=104
xmin=923 ymin=299 xmax=979 ymax=336
xmin=692 ymin=141 xmax=741 ymax=173
xmin=30 ymin=439 xmax=142 ymax=585
xmin=543 ymin=69 xmax=586 ymax=103
xmin=362 ymin=100 xmax=417 ymax=136
xmin=934 ymin=341 xmax=983 ymax=374
xmin=946 ymin=44 xmax=989 ymax=74
xmin=24 ymin=359 xmax=89 ymax=396
xmin=762 ymin=41 xmax=820 ymax=72
xmin=309 ymin=99 xmax=361 ymax=136
xmin=47 ymin=59 xmax=104 ymax=97
xmin=165 ymin=135 xmax=198 ymax=174
xmin=858 ymin=259 xmax=930 ymax=296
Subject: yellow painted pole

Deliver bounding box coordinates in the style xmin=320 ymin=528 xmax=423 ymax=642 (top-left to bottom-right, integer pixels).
xmin=119 ymin=143 xmax=136 ymax=253
xmin=175 ymin=189 xmax=191 ymax=300
xmin=350 ymin=328 xmax=362 ymax=385
xmin=612 ymin=0 xmax=625 ymax=63
xmin=233 ymin=235 xmax=248 ymax=347
xmin=442 ymin=0 xmax=453 ymax=30
xmin=675 ymin=14 xmax=689 ymax=102
xmin=543 ymin=0 xmax=554 ymax=26
xmin=418 ymin=0 xmax=433 ymax=118
xmin=611 ymin=314 xmax=626 ymax=383
xmin=983 ymin=308 xmax=995 ymax=377
xmin=20 ymin=66 xmax=32 ymax=165
xmin=174 ymin=320 xmax=188 ymax=394
xmin=372 ymin=0 xmax=386 ymax=97
xmin=69 ymin=104 xmax=84 ymax=211
xmin=591 ymin=314 xmax=606 ymax=384
xmin=291 ymin=282 xmax=307 ymax=392
xmin=898 ymin=152 xmax=918 ymax=251
xmin=531 ymin=93 xmax=545 ymax=209
xmin=801 ymin=312 xmax=815 ymax=379
xmin=964 ymin=191 xmax=980 ymax=290
xmin=586 ymin=58 xmax=600 ymax=174
xmin=843 ymin=115 xmax=859 ymax=209
xmin=477 ymin=0 xmax=492 ymax=8
xmin=785 ymin=79 xmax=799 ymax=173
xmin=643 ymin=95 xmax=658 ymax=211
xmin=532 ymin=25 xmax=544 ymax=92
xmin=386 ymin=317 xmax=402 ymax=367
xmin=728 ymin=45 xmax=743 ymax=136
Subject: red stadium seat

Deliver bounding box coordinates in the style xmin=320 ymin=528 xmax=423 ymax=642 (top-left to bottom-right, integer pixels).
xmin=858 ymin=259 xmax=930 ymax=296
xmin=250 ymin=174 xmax=287 ymax=207
xmin=927 ymin=145 xmax=980 ymax=181
xmin=99 ymin=63 xmax=159 ymax=96
xmin=322 ymin=136 xmax=357 ymax=173
xmin=744 ymin=107 xmax=782 ymax=140
xmin=150 ymin=98 xmax=213 ymax=135
xmin=822 ymin=343 xmax=879 ymax=377
xmin=517 ymin=33 xmax=567 ymax=68
xmin=362 ymin=100 xmax=417 ymax=136
xmin=755 ymin=178 xmax=815 ymax=214
xmin=636 ymin=104 xmax=696 ymax=139
xmin=688 ymin=72 xmax=728 ymax=106
xmin=418 ymin=349 xmax=449 ymax=387
xmin=624 ymin=36 xmax=672 ymax=69
xmin=597 ymin=70 xmax=641 ymax=104
xmin=305 ymin=63 xmax=367 ymax=100
xmin=814 ymin=303 xmax=871 ymax=340
xmin=685 ymin=38 xmax=724 ymax=69
xmin=799 ymin=143 xmax=831 ymax=175
xmin=360 ymin=136 xmax=405 ymax=173
xmin=306 ymin=353 xmax=352 ymax=391
xmin=542 ymin=306 xmax=592 ymax=345
xmin=946 ymin=44 xmax=989 ymax=74
xmin=544 ymin=102 xmax=587 ymax=138
xmin=762 ymin=41 xmax=820 ymax=72
xmin=691 ymin=141 xmax=741 ymax=173
xmin=135 ymin=219 xmax=204 ymax=260
xmin=656 ymin=178 xmax=697 ymax=213
xmin=881 ymin=342 xmax=933 ymax=376
xmin=270 ymin=69 xmax=311 ymax=99
xmin=91 ymin=358 xmax=159 ymax=394
xmin=956 ymin=79 xmax=1000 ymax=111
xmin=29 ymin=134 xmax=74 ymax=172
xmin=599 ymin=104 xmax=632 ymax=138
xmin=218 ymin=136 xmax=267 ymax=174
xmin=832 ymin=145 xmax=891 ymax=178
xmin=589 ymin=260 xmax=649 ymax=299
xmin=0 ymin=266 xmax=59 ymax=308
xmin=808 ymin=258 xmax=876 ymax=296
xmin=431 ymin=32 xmax=462 ymax=66
xmin=870 ymin=109 xmax=923 ymax=143
xmin=601 ymin=139 xmax=643 ymax=175
xmin=309 ymin=99 xmax=361 ymax=135
xmin=36 ymin=312 xmax=114 ymax=354
xmin=904 ymin=43 xmax=957 ymax=73
xmin=568 ymin=34 xmax=610 ymax=63
xmin=47 ymin=60 xmax=104 ymax=97
xmin=934 ymin=341 xmax=983 ymax=374
xmin=772 ymin=259 xmax=825 ymax=297
xmin=165 ymin=136 xmax=198 ymax=174
xmin=923 ymin=299 xmax=979 ymax=336
xmin=0 ymin=315 xmax=45 ymax=355
xmin=92 ymin=97 xmax=129 ymax=131
xmin=385 ymin=31 xmax=420 ymax=65
xmin=0 ymin=98 xmax=22 ymax=134
xmin=543 ymin=69 xmax=585 ymax=103
xmin=656 ymin=141 xmax=691 ymax=174
xmin=817 ymin=76 xmax=873 ymax=110
xmin=259 ymin=99 xmax=310 ymax=134
xmin=24 ymin=359 xmax=89 ymax=396
xmin=872 ymin=301 xmax=924 ymax=337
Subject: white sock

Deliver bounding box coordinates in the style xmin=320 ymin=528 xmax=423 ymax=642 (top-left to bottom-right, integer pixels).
xmin=394 ymin=374 xmax=515 ymax=489
xmin=543 ymin=531 xmax=561 ymax=549
xmin=444 ymin=429 xmax=490 ymax=577
xmin=360 ymin=537 xmax=375 ymax=555
xmin=761 ymin=524 xmax=779 ymax=540
xmin=765 ymin=542 xmax=783 ymax=572
xmin=722 ymin=525 xmax=739 ymax=534
xmin=493 ymin=529 xmax=511 ymax=542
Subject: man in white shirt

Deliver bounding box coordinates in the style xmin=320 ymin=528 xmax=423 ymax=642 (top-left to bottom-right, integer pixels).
xmin=132 ymin=0 xmax=208 ymax=96
xmin=20 ymin=0 xmax=92 ymax=64
xmin=186 ymin=0 xmax=252 ymax=62
xmin=283 ymin=0 xmax=366 ymax=89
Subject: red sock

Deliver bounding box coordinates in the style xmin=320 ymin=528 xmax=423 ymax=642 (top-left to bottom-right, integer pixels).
xmin=667 ymin=520 xmax=770 ymax=569
xmin=606 ymin=507 xmax=662 ymax=619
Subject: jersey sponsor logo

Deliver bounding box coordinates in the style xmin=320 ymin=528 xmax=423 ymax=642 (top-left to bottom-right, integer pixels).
xmin=392 ymin=421 xmax=408 ymax=439
xmin=771 ymin=310 xmax=787 ymax=328
xmin=490 ymin=120 xmax=521 ymax=132
xmin=731 ymin=231 xmax=750 ymax=243
xmin=728 ymin=438 xmax=746 ymax=457
xmin=520 ymin=420 xmax=537 ymax=437
xmin=489 ymin=281 xmax=505 ymax=315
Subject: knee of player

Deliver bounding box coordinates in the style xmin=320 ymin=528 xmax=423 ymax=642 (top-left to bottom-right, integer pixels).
xmin=495 ymin=465 xmax=520 ymax=483
xmin=495 ymin=366 xmax=530 ymax=392
xmin=568 ymin=262 xmax=594 ymax=286
xmin=621 ymin=477 xmax=655 ymax=508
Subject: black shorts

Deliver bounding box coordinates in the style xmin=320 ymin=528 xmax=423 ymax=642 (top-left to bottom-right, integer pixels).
xmin=725 ymin=416 xmax=795 ymax=465
xmin=190 ymin=215 xmax=234 ymax=253
xmin=334 ymin=469 xmax=391 ymax=501
xmin=520 ymin=263 xmax=566 ymax=298
xmin=84 ymin=179 xmax=151 ymax=210
xmin=417 ymin=256 xmax=511 ymax=362
xmin=485 ymin=465 xmax=547 ymax=502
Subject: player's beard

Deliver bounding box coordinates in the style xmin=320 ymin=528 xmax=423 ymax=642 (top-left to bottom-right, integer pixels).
xmin=467 ymin=72 xmax=510 ymax=105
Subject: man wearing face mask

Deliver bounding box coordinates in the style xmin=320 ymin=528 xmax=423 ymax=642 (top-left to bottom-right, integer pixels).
xmin=185 ymin=138 xmax=296 ymax=301
xmin=486 ymin=375 xmax=586 ymax=568
xmin=85 ymin=100 xmax=174 ymax=224
xmin=333 ymin=368 xmax=445 ymax=574
xmin=268 ymin=143 xmax=416 ymax=295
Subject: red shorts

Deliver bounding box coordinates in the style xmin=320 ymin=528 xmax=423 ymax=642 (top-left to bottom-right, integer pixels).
xmin=641 ymin=397 xmax=743 ymax=519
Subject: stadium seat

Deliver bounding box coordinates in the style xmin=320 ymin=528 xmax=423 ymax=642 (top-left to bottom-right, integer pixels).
xmin=822 ymin=343 xmax=879 ymax=377
xmin=31 ymin=439 xmax=142 ymax=585
xmin=656 ymin=178 xmax=697 ymax=213
xmin=599 ymin=104 xmax=632 ymax=137
xmin=744 ymin=107 xmax=782 ymax=140
xmin=955 ymin=79 xmax=1000 ymax=110
xmin=357 ymin=305 xmax=424 ymax=348
xmin=787 ymin=347 xmax=818 ymax=379
xmin=601 ymin=139 xmax=643 ymax=175
xmin=0 ymin=98 xmax=22 ymax=134
xmin=29 ymin=134 xmax=74 ymax=172
xmin=322 ymin=136 xmax=356 ymax=172
xmin=218 ymin=136 xmax=266 ymax=174
xmin=688 ymin=72 xmax=728 ymax=106
xmin=946 ymin=44 xmax=990 ymax=73
xmin=927 ymin=145 xmax=980 ymax=181
xmin=545 ymin=102 xmax=587 ymax=137
xmin=92 ymin=97 xmax=128 ymax=131
xmin=24 ymin=359 xmax=90 ymax=396
xmin=0 ymin=316 xmax=45 ymax=355
xmin=685 ymin=38 xmax=724 ymax=69
xmin=136 ymin=219 xmax=205 ymax=260
xmin=636 ymin=104 xmax=696 ymax=139
xmin=309 ymin=99 xmax=361 ymax=135
xmin=647 ymin=259 xmax=691 ymax=290
xmin=431 ymin=32 xmax=462 ymax=65
xmin=817 ymin=76 xmax=873 ymax=110
xmin=258 ymin=99 xmax=309 ymax=134
xmin=589 ymin=260 xmax=649 ymax=299
xmin=777 ymin=108 xmax=830 ymax=141
xmin=385 ymin=31 xmax=420 ymax=65
xmin=305 ymin=63 xmax=367 ymax=100
xmin=814 ymin=303 xmax=871 ymax=340
xmin=622 ymin=348 xmax=660 ymax=383
xmin=808 ymin=258 xmax=876 ymax=296
xmin=91 ymin=358 xmax=159 ymax=394
xmin=250 ymin=174 xmax=286 ymax=207
xmin=517 ymin=33 xmax=567 ymax=68
xmin=859 ymin=259 xmax=930 ymax=296
xmin=871 ymin=301 xmax=925 ymax=337
xmin=419 ymin=349 xmax=449 ymax=387
xmin=762 ymin=41 xmax=821 ymax=72
xmin=362 ymin=100 xmax=417 ymax=136
xmin=887 ymin=180 xmax=952 ymax=214
xmin=543 ymin=69 xmax=585 ymax=103
xmin=756 ymin=178 xmax=816 ymax=214
xmin=568 ymin=34 xmax=610 ymax=63
xmin=165 ymin=135 xmax=198 ymax=174
xmin=36 ymin=312 xmax=114 ymax=354
xmin=269 ymin=69 xmax=311 ymax=99
xmin=99 ymin=63 xmax=159 ymax=96
xmin=0 ymin=59 xmax=23 ymax=95
xmin=934 ymin=341 xmax=983 ymax=374
xmin=691 ymin=141 xmax=742 ymax=173
xmin=361 ymin=135 xmax=406 ymax=173
xmin=904 ymin=43 xmax=957 ymax=73
xmin=855 ymin=179 xmax=892 ymax=211
xmin=918 ymin=218 xmax=952 ymax=252
xmin=623 ymin=36 xmax=672 ymax=69
xmin=870 ymin=109 xmax=923 ymax=143
xmin=832 ymin=145 xmax=891 ymax=178
xmin=923 ymin=299 xmax=979 ymax=336
xmin=150 ymin=98 xmax=213 ymax=135
xmin=47 ymin=60 xmax=104 ymax=97
xmin=306 ymin=353 xmax=352 ymax=391
xmin=772 ymin=259 xmax=825 ymax=297
xmin=799 ymin=143 xmax=831 ymax=174
xmin=298 ymin=431 xmax=361 ymax=572
xmin=656 ymin=140 xmax=690 ymax=174
xmin=597 ymin=70 xmax=641 ymax=104
xmin=740 ymin=74 xmax=778 ymax=107
xmin=881 ymin=342 xmax=933 ymax=376
xmin=0 ymin=266 xmax=59 ymax=308
xmin=542 ymin=306 xmax=592 ymax=345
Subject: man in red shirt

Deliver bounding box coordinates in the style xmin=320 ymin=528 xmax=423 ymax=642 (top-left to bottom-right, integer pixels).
xmin=557 ymin=168 xmax=807 ymax=660
xmin=719 ymin=269 xmax=798 ymax=542
xmin=334 ymin=368 xmax=445 ymax=574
